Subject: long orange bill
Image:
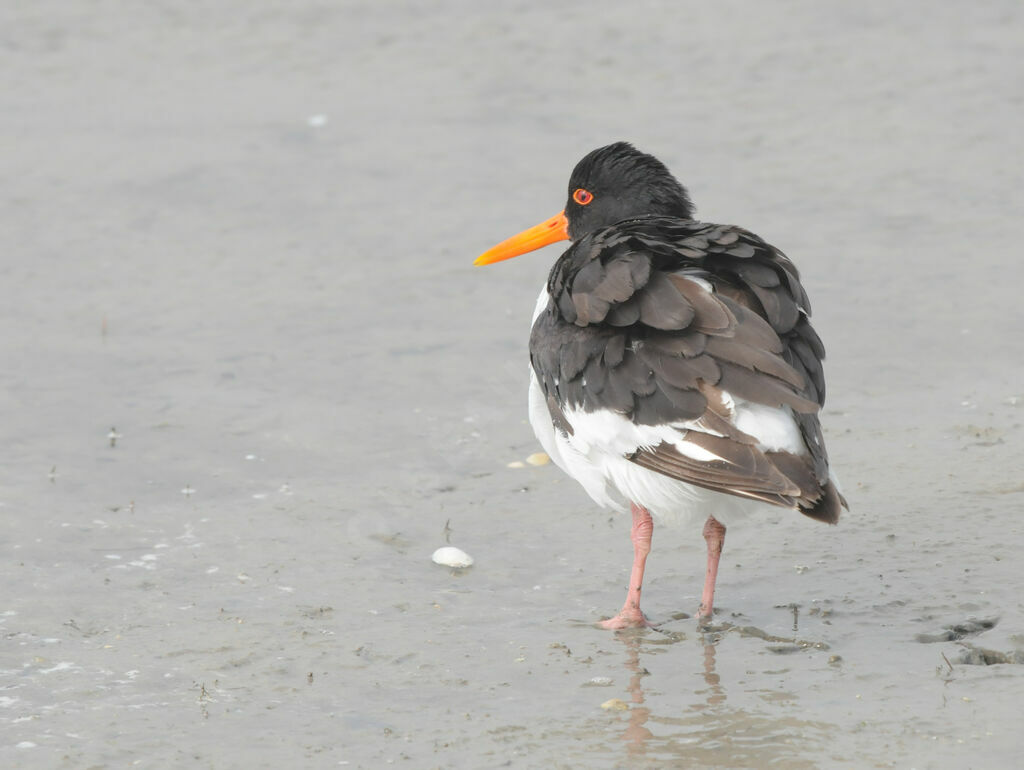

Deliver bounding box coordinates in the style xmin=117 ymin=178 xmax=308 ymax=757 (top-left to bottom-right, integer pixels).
xmin=474 ymin=211 xmax=570 ymax=266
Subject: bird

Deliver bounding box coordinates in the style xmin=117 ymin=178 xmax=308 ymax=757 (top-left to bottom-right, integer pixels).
xmin=474 ymin=142 xmax=846 ymax=628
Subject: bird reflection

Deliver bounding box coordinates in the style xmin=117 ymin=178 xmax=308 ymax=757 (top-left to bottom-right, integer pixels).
xmin=602 ymin=625 xmax=830 ymax=768
xmin=615 ymin=629 xmax=727 ymax=758
xmin=618 ymin=633 xmax=654 ymax=755
xmin=698 ymin=637 xmax=727 ymax=709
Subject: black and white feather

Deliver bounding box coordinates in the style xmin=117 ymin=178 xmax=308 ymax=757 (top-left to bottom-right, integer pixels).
xmin=528 ymin=215 xmax=845 ymax=527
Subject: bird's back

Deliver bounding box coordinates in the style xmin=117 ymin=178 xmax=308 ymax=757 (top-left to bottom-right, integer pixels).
xmin=529 ymin=215 xmax=845 ymax=524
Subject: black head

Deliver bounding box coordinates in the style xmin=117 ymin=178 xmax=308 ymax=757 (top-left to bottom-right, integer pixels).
xmin=474 ymin=142 xmax=696 ymax=267
xmin=564 ymin=142 xmax=694 ymax=240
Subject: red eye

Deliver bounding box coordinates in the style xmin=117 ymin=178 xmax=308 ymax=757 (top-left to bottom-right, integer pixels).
xmin=573 ymin=188 xmax=594 ymax=205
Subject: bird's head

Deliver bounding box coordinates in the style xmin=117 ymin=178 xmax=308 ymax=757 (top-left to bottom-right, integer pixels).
xmin=475 ymin=142 xmax=693 ymax=265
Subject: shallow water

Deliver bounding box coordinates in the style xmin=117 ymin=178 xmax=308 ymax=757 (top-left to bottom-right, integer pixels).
xmin=2 ymin=1 xmax=1023 ymax=767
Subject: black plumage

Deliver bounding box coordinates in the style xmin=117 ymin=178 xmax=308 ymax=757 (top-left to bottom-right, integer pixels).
xmin=527 ymin=149 xmax=844 ymax=523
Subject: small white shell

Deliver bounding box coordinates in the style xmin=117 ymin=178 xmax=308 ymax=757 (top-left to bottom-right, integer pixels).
xmin=525 ymin=452 xmax=550 ymax=466
xmin=431 ymin=546 xmax=474 ymax=569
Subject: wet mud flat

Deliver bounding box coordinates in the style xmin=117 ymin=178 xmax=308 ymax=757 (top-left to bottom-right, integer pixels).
xmin=2 ymin=1 xmax=1024 ymax=767
xmin=2 ymin=367 xmax=1021 ymax=768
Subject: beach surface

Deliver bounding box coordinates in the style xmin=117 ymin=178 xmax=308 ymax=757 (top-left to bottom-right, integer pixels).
xmin=2 ymin=2 xmax=1023 ymax=767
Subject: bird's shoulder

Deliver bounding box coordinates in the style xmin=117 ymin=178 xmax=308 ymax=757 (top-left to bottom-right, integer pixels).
xmin=547 ymin=216 xmax=810 ymax=334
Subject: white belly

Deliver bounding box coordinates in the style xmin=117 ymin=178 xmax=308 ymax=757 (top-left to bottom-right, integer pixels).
xmin=528 ymin=370 xmax=768 ymax=529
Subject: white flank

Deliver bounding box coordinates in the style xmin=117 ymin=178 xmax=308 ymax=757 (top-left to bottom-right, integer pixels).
xmin=528 ymin=372 xmax=778 ymax=527
xmin=532 ymin=286 xmax=551 ymax=323
xmin=526 ymin=280 xmax=808 ymax=528
xmin=733 ymin=400 xmax=805 ymax=453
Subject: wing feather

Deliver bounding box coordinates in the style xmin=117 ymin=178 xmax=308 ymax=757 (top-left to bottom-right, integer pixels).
xmin=530 ymin=217 xmax=846 ymax=520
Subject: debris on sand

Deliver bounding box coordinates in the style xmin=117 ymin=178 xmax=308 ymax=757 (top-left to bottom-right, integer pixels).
xmin=431 ymin=546 xmax=474 ymax=569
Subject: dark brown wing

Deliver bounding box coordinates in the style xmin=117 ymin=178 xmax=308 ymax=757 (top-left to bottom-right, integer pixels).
xmin=530 ymin=217 xmax=845 ymax=522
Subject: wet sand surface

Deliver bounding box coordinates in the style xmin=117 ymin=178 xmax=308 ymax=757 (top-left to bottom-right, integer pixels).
xmin=2 ymin=2 xmax=1023 ymax=767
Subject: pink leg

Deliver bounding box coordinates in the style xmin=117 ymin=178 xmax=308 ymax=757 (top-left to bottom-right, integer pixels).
xmin=698 ymin=516 xmax=726 ymax=621
xmin=600 ymin=502 xmax=654 ymax=629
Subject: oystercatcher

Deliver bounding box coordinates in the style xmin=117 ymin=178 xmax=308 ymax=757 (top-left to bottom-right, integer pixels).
xmin=475 ymin=142 xmax=845 ymax=628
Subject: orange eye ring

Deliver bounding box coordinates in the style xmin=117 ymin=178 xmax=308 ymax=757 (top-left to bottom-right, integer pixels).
xmin=572 ymin=188 xmax=594 ymax=206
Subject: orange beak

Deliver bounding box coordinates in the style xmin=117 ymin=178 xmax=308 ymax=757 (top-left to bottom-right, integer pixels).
xmin=474 ymin=211 xmax=570 ymax=266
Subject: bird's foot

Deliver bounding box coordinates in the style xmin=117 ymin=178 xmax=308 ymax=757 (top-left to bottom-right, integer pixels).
xmin=598 ymin=609 xmax=653 ymax=630
xmin=696 ymin=604 xmax=717 ymax=629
